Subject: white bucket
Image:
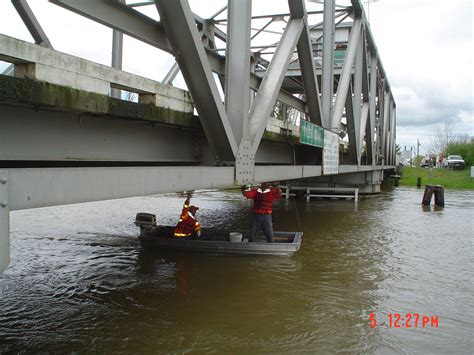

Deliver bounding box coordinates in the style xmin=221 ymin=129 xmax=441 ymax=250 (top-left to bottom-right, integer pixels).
xmin=229 ymin=232 xmax=243 ymax=243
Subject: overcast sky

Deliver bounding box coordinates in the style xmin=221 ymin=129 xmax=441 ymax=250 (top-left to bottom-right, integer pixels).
xmin=0 ymin=0 xmax=472 ymax=155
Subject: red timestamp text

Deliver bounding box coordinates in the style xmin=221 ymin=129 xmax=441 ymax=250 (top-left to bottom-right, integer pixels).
xmin=370 ymin=313 xmax=439 ymax=328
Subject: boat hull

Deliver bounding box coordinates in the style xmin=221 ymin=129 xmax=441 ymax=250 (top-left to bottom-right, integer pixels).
xmin=138 ymin=227 xmax=302 ymax=256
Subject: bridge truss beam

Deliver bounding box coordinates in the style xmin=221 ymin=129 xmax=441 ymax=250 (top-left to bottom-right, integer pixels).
xmin=49 ymin=0 xmax=396 ymax=171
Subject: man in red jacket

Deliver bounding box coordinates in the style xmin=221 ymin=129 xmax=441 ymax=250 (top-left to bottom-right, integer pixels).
xmin=174 ymin=197 xmax=201 ymax=238
xmin=241 ymin=182 xmax=281 ymax=242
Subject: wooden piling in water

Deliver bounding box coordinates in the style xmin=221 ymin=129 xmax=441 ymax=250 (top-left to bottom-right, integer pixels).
xmin=416 ymin=177 xmax=422 ymax=189
xmin=422 ymin=185 xmax=434 ymax=205
xmin=434 ymin=185 xmax=445 ymax=206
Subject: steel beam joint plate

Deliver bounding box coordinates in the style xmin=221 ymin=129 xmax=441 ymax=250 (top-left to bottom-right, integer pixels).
xmin=235 ymin=139 xmax=254 ymax=185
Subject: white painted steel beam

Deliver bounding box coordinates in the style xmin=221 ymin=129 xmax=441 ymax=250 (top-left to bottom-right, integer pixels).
xmin=50 ymin=0 xmax=307 ymax=115
xmin=353 ymin=28 xmax=363 ymax=164
xmin=381 ymin=89 xmax=391 ymax=164
xmin=345 ymin=82 xmax=358 ymax=164
xmin=3 ymin=167 xmax=235 ymax=211
xmin=155 ymin=0 xmax=237 ymax=161
xmin=162 ymin=62 xmax=180 ymax=85
xmin=388 ymin=103 xmax=396 ymax=165
xmin=249 ymin=19 xmax=304 ymax=154
xmin=111 ymin=0 xmax=124 ymax=99
xmin=288 ymin=0 xmax=323 ymax=126
xmin=321 ymin=0 xmax=335 ymax=128
xmin=331 ymin=17 xmax=362 ymax=130
xmin=12 ymin=0 xmax=53 ymax=48
xmin=225 ymin=0 xmax=251 ymax=144
xmin=367 ymin=53 xmax=378 ymax=165
xmin=50 ymin=0 xmax=171 ymax=51
xmin=0 ymin=107 xmax=201 ymax=163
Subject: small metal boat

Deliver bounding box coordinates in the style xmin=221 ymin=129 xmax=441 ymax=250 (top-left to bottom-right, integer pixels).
xmin=135 ymin=213 xmax=303 ymax=257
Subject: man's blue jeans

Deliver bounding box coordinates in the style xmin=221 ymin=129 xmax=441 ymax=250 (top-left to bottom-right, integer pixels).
xmin=249 ymin=213 xmax=274 ymax=242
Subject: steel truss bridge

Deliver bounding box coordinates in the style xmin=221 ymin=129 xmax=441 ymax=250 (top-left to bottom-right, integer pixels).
xmin=0 ymin=0 xmax=396 ymax=272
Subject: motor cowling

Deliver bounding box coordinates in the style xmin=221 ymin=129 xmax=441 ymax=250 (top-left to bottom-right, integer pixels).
xmin=135 ymin=213 xmax=157 ymax=234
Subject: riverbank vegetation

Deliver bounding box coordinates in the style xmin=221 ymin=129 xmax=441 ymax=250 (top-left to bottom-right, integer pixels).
xmin=399 ymin=166 xmax=474 ymax=189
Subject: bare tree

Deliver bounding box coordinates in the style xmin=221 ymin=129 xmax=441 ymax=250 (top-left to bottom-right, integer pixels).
xmin=425 ymin=121 xmax=458 ymax=154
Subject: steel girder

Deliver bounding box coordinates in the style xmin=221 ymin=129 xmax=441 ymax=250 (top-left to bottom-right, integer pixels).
xmin=111 ymin=0 xmax=124 ymax=99
xmin=225 ymin=0 xmax=251 ymax=145
xmin=48 ymin=0 xmax=396 ymax=170
xmin=367 ymin=53 xmax=378 ymax=165
xmin=12 ymin=0 xmax=53 ymax=48
xmin=288 ymin=0 xmax=323 ymax=126
xmin=331 ymin=16 xmax=362 ymax=130
xmin=154 ymin=0 xmax=237 ymax=162
xmin=321 ymin=0 xmax=335 ymax=129
xmin=50 ymin=0 xmax=305 ymax=111
xmin=249 ymin=18 xmax=304 ymax=155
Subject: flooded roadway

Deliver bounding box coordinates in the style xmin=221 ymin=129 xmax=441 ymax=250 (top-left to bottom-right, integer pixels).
xmin=0 ymin=186 xmax=473 ymax=353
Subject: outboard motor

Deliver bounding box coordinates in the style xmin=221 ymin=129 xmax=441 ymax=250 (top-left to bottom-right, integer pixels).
xmin=135 ymin=213 xmax=157 ymax=235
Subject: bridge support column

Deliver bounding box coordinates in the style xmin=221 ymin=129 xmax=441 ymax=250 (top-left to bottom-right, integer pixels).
xmin=0 ymin=172 xmax=9 ymax=274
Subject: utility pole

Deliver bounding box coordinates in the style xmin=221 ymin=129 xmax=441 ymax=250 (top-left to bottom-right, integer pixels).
xmin=364 ymin=0 xmax=380 ymax=22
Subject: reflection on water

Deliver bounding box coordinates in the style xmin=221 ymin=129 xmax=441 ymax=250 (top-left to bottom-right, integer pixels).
xmin=0 ymin=188 xmax=473 ymax=353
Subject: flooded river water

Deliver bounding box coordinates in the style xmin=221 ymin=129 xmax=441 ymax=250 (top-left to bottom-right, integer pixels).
xmin=0 ymin=186 xmax=473 ymax=353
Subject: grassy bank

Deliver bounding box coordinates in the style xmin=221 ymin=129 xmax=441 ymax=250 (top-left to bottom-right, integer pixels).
xmin=399 ymin=166 xmax=474 ymax=189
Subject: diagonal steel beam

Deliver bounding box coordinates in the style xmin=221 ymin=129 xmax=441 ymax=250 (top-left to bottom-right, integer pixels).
xmin=345 ymin=82 xmax=358 ymax=164
xmin=249 ymin=19 xmax=304 ymax=154
xmin=162 ymin=61 xmax=180 ymax=85
xmin=155 ymin=0 xmax=237 ymax=161
xmin=355 ymin=30 xmax=370 ymax=165
xmin=50 ymin=0 xmax=307 ymax=115
xmin=50 ymin=0 xmax=171 ymax=51
xmin=353 ymin=26 xmax=363 ymax=164
xmin=331 ymin=16 xmax=362 ymax=129
xmin=367 ymin=52 xmax=377 ymax=165
xmin=13 ymin=0 xmax=53 ymax=48
xmin=381 ymin=88 xmax=391 ymax=164
xmin=288 ymin=0 xmax=323 ymax=126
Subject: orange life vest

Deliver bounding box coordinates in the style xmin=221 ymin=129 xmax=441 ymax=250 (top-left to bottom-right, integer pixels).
xmin=243 ymin=188 xmax=281 ymax=214
xmin=174 ymin=203 xmax=201 ymax=238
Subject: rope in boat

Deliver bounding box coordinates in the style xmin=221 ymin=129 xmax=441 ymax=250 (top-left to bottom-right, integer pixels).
xmin=292 ymin=195 xmax=302 ymax=230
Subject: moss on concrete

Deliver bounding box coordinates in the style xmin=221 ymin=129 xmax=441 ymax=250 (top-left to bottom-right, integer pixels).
xmin=107 ymin=98 xmax=196 ymax=127
xmin=0 ymin=74 xmax=301 ymax=145
xmin=0 ymin=74 xmax=196 ymax=128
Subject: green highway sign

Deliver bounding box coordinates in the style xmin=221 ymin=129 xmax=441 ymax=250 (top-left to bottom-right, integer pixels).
xmin=300 ymin=120 xmax=324 ymax=148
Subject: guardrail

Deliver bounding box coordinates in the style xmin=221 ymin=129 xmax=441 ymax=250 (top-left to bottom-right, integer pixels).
xmin=280 ymin=185 xmax=359 ymax=203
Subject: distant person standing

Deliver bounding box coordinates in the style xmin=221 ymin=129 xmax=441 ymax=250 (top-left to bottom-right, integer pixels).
xmin=241 ymin=182 xmax=281 ymax=243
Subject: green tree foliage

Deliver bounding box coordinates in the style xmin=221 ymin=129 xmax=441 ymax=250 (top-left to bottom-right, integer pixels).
xmin=413 ymin=155 xmax=424 ymax=167
xmin=446 ymin=140 xmax=474 ymax=166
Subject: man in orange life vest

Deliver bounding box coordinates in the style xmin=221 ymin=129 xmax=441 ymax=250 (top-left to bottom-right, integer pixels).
xmin=241 ymin=182 xmax=281 ymax=242
xmin=174 ymin=197 xmax=202 ymax=238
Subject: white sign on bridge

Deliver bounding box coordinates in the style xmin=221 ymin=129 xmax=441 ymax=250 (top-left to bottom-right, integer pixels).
xmin=323 ymin=130 xmax=339 ymax=175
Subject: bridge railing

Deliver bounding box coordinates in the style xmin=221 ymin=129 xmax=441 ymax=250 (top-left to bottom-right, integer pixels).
xmin=0 ymin=34 xmax=193 ymax=114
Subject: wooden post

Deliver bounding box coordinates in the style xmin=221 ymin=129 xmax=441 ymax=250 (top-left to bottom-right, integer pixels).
xmin=434 ymin=185 xmax=445 ymax=207
xmin=416 ymin=177 xmax=422 ymax=188
xmin=422 ymin=185 xmax=434 ymax=205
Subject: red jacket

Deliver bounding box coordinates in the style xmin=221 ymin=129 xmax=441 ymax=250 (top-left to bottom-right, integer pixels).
xmin=243 ymin=187 xmax=281 ymax=214
xmin=174 ymin=202 xmax=201 ymax=238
